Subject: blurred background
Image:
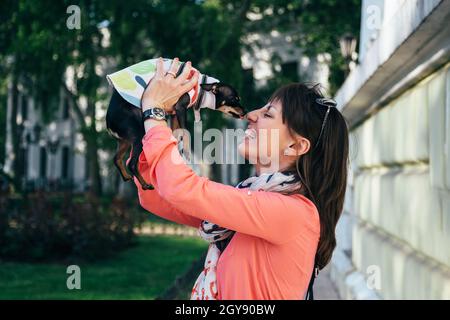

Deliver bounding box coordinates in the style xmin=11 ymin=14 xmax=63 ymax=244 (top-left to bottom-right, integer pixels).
xmin=0 ymin=0 xmax=449 ymax=299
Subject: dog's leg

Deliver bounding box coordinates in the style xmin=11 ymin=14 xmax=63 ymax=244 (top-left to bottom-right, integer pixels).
xmin=114 ymin=139 xmax=133 ymax=181
xmin=127 ymin=142 xmax=154 ymax=190
xmin=174 ymin=101 xmax=191 ymax=162
xmin=171 ymin=114 xmax=186 ymax=157
xmin=169 ymin=113 xmax=180 ymax=130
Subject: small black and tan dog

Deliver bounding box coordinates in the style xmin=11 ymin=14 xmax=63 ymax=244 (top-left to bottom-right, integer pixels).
xmin=106 ymin=64 xmax=246 ymax=190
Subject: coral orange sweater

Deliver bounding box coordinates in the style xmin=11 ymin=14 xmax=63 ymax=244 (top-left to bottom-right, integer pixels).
xmin=134 ymin=125 xmax=320 ymax=300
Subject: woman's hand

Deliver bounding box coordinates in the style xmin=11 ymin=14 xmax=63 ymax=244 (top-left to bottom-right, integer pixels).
xmin=141 ymin=57 xmax=199 ymax=113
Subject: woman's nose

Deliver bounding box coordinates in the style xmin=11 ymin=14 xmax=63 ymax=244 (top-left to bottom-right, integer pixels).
xmin=246 ymin=110 xmax=258 ymax=122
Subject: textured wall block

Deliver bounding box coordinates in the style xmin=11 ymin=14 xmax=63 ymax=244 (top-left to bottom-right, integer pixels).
xmin=353 ymin=118 xmax=376 ymax=168
xmin=354 ymin=168 xmax=449 ymax=266
xmin=352 ymin=222 xmax=450 ymax=299
xmin=445 ymin=67 xmax=450 ymax=190
xmin=392 ymin=97 xmax=408 ymax=163
xmin=349 ymin=132 xmax=360 ymax=172
xmin=354 ymin=77 xmax=430 ymax=168
xmin=409 ymin=83 xmax=429 ymax=161
xmin=428 ymin=69 xmax=446 ymax=190
xmin=378 ymin=105 xmax=394 ymax=164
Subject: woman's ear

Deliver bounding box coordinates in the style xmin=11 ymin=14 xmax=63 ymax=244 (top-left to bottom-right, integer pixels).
xmin=283 ymin=137 xmax=311 ymax=157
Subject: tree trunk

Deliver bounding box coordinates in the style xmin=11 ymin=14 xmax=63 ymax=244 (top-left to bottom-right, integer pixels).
xmin=9 ymin=71 xmax=23 ymax=192
xmin=63 ymin=84 xmax=102 ymax=195
xmin=86 ymin=99 xmax=102 ymax=195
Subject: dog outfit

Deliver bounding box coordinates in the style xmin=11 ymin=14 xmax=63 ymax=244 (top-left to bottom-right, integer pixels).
xmin=191 ymin=171 xmax=303 ymax=300
xmin=106 ymin=58 xmax=219 ymax=122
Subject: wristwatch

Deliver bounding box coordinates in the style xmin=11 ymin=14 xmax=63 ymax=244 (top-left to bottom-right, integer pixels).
xmin=142 ymin=106 xmax=167 ymax=122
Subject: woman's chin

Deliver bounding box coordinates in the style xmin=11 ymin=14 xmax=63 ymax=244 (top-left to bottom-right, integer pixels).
xmin=237 ymin=141 xmax=248 ymax=159
xmin=238 ymin=140 xmax=258 ymax=162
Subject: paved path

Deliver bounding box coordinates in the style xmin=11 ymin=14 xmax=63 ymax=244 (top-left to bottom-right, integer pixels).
xmin=314 ymin=264 xmax=341 ymax=300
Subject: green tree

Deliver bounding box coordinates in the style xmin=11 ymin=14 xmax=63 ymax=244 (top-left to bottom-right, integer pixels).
xmin=241 ymin=0 xmax=361 ymax=96
xmin=0 ymin=0 xmax=360 ymax=191
xmin=0 ymin=0 xmax=71 ymax=191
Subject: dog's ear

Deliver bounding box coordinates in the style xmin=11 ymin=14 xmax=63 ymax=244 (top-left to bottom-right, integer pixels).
xmin=200 ymin=83 xmax=218 ymax=94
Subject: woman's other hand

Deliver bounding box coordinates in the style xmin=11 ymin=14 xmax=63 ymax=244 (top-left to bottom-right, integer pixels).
xmin=141 ymin=57 xmax=199 ymax=113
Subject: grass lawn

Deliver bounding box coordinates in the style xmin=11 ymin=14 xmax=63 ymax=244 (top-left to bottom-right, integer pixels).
xmin=0 ymin=235 xmax=207 ymax=299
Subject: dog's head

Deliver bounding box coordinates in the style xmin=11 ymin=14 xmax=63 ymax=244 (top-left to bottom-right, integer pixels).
xmin=200 ymin=83 xmax=246 ymax=119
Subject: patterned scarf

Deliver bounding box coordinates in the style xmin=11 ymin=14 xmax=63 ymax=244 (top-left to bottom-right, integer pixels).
xmin=190 ymin=171 xmax=302 ymax=300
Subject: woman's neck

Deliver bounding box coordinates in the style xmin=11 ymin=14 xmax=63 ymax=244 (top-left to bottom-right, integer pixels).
xmin=255 ymin=162 xmax=307 ymax=196
xmin=254 ymin=161 xmax=292 ymax=176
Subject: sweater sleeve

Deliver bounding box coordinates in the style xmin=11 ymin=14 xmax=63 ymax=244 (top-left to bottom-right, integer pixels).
xmin=134 ymin=151 xmax=202 ymax=229
xmin=141 ymin=125 xmax=320 ymax=245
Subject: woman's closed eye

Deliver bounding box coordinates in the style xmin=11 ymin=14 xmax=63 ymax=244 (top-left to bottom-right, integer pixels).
xmin=263 ymin=105 xmax=273 ymax=118
xmin=262 ymin=104 xmax=276 ymax=118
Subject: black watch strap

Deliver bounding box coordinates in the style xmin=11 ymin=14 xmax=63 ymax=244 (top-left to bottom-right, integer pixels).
xmin=142 ymin=107 xmax=167 ymax=121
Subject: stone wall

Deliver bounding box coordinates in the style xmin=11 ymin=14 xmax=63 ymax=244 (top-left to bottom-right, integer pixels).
xmin=332 ymin=64 xmax=450 ymax=299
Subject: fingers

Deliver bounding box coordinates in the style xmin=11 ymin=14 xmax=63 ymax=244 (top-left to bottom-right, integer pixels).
xmin=179 ymin=70 xmax=199 ymax=94
xmin=155 ymin=57 xmax=165 ymax=79
xmin=166 ymin=57 xmax=180 ymax=78
xmin=176 ymin=61 xmax=193 ymax=84
xmin=152 ymin=57 xmax=198 ymax=100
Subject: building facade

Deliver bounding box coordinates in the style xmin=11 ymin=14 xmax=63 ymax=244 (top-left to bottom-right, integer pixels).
xmin=331 ymin=0 xmax=450 ymax=299
xmin=4 ymin=84 xmax=88 ymax=192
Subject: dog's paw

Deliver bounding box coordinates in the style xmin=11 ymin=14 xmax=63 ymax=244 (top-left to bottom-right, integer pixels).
xmin=122 ymin=175 xmax=133 ymax=182
xmin=142 ymin=183 xmax=154 ymax=190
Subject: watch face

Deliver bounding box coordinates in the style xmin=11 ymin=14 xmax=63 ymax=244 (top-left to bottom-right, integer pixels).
xmin=143 ymin=107 xmax=166 ymax=122
xmin=152 ymin=107 xmax=165 ymax=118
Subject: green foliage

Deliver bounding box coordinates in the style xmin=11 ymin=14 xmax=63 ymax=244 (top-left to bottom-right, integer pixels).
xmin=295 ymin=0 xmax=361 ymax=94
xmin=0 ymin=191 xmax=147 ymax=262
xmin=0 ymin=1 xmax=71 ymax=114
xmin=240 ymin=0 xmax=361 ymax=95
xmin=0 ymin=235 xmax=208 ymax=299
xmin=0 ymin=77 xmax=7 ymax=166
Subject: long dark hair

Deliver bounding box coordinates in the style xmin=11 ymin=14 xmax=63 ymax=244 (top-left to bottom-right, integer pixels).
xmin=269 ymin=83 xmax=349 ymax=270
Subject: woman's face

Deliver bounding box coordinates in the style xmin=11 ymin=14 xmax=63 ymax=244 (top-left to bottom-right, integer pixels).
xmin=238 ymin=99 xmax=310 ymax=173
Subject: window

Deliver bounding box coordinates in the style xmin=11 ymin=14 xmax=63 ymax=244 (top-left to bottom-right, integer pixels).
xmin=21 ymin=95 xmax=28 ymax=121
xmin=18 ymin=147 xmax=27 ymax=178
xmin=62 ymin=96 xmax=70 ymax=120
xmin=61 ymin=146 xmax=70 ymax=179
xmin=39 ymin=147 xmax=47 ymax=178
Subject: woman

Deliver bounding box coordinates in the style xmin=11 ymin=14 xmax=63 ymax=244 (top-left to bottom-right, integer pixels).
xmin=134 ymin=57 xmax=349 ymax=300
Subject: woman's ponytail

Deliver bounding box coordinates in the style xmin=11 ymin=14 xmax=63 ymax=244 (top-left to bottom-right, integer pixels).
xmin=270 ymin=83 xmax=349 ymax=270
